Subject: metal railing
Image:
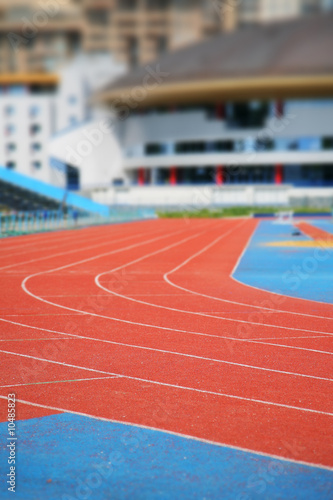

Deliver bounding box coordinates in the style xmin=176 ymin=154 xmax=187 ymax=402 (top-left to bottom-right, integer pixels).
xmin=0 ymin=207 xmax=157 ymax=238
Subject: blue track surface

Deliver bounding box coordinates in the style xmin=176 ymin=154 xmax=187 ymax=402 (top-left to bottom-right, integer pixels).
xmin=233 ymin=220 xmax=333 ymax=304
xmin=0 ymin=413 xmax=332 ymax=500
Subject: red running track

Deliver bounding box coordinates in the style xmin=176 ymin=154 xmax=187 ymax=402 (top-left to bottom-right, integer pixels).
xmin=0 ymin=218 xmax=332 ymax=468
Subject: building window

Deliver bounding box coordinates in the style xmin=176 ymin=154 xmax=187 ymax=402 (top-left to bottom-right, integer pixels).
xmin=298 ymin=137 xmax=321 ymax=151
xmin=32 ymin=161 xmax=42 ymax=169
xmin=31 ymin=143 xmax=42 ymax=152
xmin=177 ymin=167 xmax=215 ymax=185
xmin=86 ymin=9 xmax=109 ymax=25
xmin=227 ymin=101 xmax=269 ymax=129
xmin=68 ymin=95 xmax=77 ymax=105
xmin=255 ymin=138 xmax=274 ymax=151
xmin=145 ymin=143 xmax=165 ymax=155
xmin=127 ymin=37 xmax=139 ymax=67
xmin=239 ymin=0 xmax=258 ymax=14
xmin=112 ymin=178 xmax=124 ymax=186
xmin=4 ymin=105 xmax=15 ymax=117
xmin=156 ymin=36 xmax=168 ymax=55
xmin=8 ymin=85 xmax=26 ymax=96
xmin=147 ymin=0 xmax=171 ymax=9
xmin=30 ymin=124 xmax=41 ymax=136
xmin=175 ymin=141 xmax=206 ymax=154
xmin=6 ymin=161 xmax=16 ymax=169
xmin=118 ymin=0 xmax=138 ymax=10
xmin=6 ymin=143 xmax=16 ymax=153
xmin=29 ymin=105 xmax=40 ymax=118
xmin=5 ymin=124 xmax=16 ymax=136
xmin=214 ymin=140 xmax=234 ymax=152
xmin=322 ymin=137 xmax=333 ymax=149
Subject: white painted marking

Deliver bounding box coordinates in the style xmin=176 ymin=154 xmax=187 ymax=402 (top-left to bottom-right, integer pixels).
xmin=0 ymin=395 xmax=331 ymax=471
xmin=0 ymin=350 xmax=332 ymax=417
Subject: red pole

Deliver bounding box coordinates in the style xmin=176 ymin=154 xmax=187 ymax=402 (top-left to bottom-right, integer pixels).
xmin=170 ymin=166 xmax=177 ymax=185
xmin=216 ymin=103 xmax=225 ymax=119
xmin=216 ymin=165 xmax=223 ymax=185
xmin=276 ymin=100 xmax=284 ymax=117
xmin=138 ymin=168 xmax=145 ymax=186
xmin=275 ymin=164 xmax=283 ymax=184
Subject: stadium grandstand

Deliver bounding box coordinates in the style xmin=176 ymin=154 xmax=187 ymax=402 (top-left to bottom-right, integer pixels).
xmin=92 ymin=13 xmax=333 ymax=209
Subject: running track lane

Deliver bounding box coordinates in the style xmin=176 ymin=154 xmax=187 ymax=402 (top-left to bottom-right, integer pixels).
xmin=0 ymin=219 xmax=332 ymax=469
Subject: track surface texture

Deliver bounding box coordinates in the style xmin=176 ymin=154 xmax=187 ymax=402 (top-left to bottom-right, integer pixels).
xmin=0 ymin=218 xmax=332 ymax=499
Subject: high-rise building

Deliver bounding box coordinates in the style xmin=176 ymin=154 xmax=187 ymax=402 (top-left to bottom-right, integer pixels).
xmin=0 ymin=0 xmax=83 ymax=73
xmin=2 ymin=1 xmax=331 ymax=74
xmin=84 ymin=13 xmax=333 ymax=208
xmin=0 ymin=54 xmax=124 ymax=188
xmin=238 ymin=0 xmax=331 ymax=25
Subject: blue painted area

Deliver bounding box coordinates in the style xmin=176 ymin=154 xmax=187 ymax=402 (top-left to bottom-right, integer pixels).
xmin=0 ymin=413 xmax=332 ymax=499
xmin=233 ymin=220 xmax=333 ymax=304
xmin=0 ymin=166 xmax=109 ymax=216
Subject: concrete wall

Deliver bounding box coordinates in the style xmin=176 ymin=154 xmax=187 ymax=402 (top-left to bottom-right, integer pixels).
xmin=89 ymin=185 xmax=333 ymax=209
xmin=119 ymin=101 xmax=333 ymax=153
xmin=49 ymin=119 xmax=125 ymax=190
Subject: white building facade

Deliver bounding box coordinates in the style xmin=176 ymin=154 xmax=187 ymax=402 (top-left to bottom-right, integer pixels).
xmin=0 ymin=53 xmax=125 ymax=191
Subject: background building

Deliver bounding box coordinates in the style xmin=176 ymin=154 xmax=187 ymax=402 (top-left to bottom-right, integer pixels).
xmin=0 ymin=54 xmax=124 ymax=190
xmin=1 ymin=1 xmax=333 ymax=211
xmin=86 ymin=13 xmax=333 ymax=208
xmin=1 ymin=0 xmax=332 ymax=74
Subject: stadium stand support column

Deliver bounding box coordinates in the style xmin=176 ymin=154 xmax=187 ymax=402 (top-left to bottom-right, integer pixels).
xmin=170 ymin=166 xmax=177 ymax=185
xmin=276 ymin=100 xmax=284 ymax=117
xmin=138 ymin=168 xmax=145 ymax=186
xmin=216 ymin=103 xmax=225 ymax=119
xmin=216 ymin=165 xmax=224 ymax=185
xmin=274 ymin=164 xmax=283 ymax=184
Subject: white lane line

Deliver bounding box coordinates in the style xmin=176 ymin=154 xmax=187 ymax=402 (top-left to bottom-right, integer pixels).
xmin=252 ymin=335 xmax=333 ymax=341
xmin=0 ymin=319 xmax=332 ymax=382
xmin=0 ymin=299 xmax=332 ymax=359
xmin=164 ymin=224 xmax=333 ymax=322
xmin=0 ymin=349 xmax=332 ymax=417
xmin=0 ymin=349 xmax=123 ymax=378
xmin=0 ymin=225 xmax=166 ymax=271
xmin=14 ymin=221 xmax=331 ymax=388
xmin=0 ymin=395 xmax=331 ymax=472
xmin=21 ymin=221 xmax=212 ymax=280
xmin=0 ymin=338 xmax=72 ymax=342
xmin=95 ymin=225 xmax=333 ymax=337
xmin=0 ymin=376 xmax=118 ymax=388
xmin=1 ymin=314 xmax=85 ymax=317
xmin=0 ymin=318 xmax=330 ymax=382
xmin=12 ymin=221 xmax=332 ymax=358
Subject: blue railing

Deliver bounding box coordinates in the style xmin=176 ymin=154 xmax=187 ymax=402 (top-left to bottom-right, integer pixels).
xmin=0 ymin=207 xmax=157 ymax=237
xmin=0 ymin=166 xmax=109 ymax=216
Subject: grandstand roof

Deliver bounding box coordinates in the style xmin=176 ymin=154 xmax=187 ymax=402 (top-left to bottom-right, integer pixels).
xmin=97 ymin=13 xmax=333 ymax=106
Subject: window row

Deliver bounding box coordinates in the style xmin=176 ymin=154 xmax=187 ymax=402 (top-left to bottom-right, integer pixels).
xmin=6 ymin=160 xmax=42 ymax=170
xmin=3 ymin=104 xmax=41 ymax=118
xmin=3 ymin=143 xmax=42 ymax=153
xmin=143 ymin=137 xmax=333 ymax=156
xmin=4 ymin=124 xmax=42 ymax=136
